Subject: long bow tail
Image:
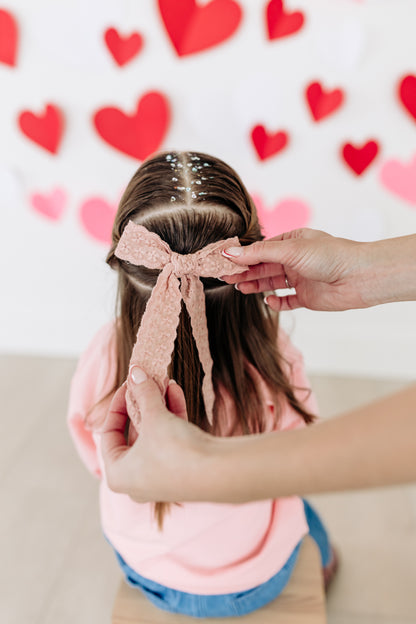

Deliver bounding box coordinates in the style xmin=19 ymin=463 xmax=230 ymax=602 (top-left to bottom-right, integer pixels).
xmin=126 ymin=265 xmax=182 ymax=431
xmin=181 ymin=275 xmax=215 ymax=424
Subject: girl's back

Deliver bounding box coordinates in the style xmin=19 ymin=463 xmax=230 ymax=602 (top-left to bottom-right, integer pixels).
xmin=68 ymin=151 xmax=329 ymax=617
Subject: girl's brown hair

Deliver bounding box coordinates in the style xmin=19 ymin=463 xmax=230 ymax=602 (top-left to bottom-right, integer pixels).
xmin=105 ymin=150 xmax=314 ymax=527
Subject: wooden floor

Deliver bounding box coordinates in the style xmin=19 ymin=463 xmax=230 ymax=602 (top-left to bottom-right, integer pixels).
xmin=1 ymin=353 xmax=415 ymax=624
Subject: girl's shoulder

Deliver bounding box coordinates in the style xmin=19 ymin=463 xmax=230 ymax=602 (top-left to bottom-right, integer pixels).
xmin=70 ymin=319 xmax=118 ymax=407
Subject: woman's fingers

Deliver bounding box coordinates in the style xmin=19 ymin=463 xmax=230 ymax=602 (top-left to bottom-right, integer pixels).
xmin=237 ymin=274 xmax=292 ymax=294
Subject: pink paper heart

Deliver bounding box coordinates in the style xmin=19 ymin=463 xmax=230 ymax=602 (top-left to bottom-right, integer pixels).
xmin=79 ymin=196 xmax=117 ymax=244
xmin=30 ymin=188 xmax=67 ymax=220
xmin=379 ymin=154 xmax=416 ymax=206
xmin=252 ymin=195 xmax=311 ymax=238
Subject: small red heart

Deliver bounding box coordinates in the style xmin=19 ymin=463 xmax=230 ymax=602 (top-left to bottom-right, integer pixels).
xmin=341 ymin=140 xmax=380 ymax=176
xmin=80 ymin=197 xmax=117 ymax=244
xmin=18 ymin=104 xmax=64 ymax=154
xmin=251 ymin=125 xmax=289 ymax=161
xmin=158 ymin=0 xmax=243 ymax=57
xmin=104 ymin=27 xmax=144 ymax=67
xmin=306 ymin=82 xmax=344 ymax=122
xmin=266 ymin=0 xmax=305 ymax=41
xmin=0 ymin=9 xmax=18 ymax=67
xmin=398 ymin=74 xmax=416 ymax=123
xmin=93 ymin=91 xmax=170 ymax=161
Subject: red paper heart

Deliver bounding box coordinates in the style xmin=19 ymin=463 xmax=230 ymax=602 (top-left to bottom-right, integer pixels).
xmin=104 ymin=27 xmax=144 ymax=67
xmin=251 ymin=125 xmax=289 ymax=160
xmin=158 ymin=0 xmax=242 ymax=57
xmin=80 ymin=197 xmax=117 ymax=244
xmin=341 ymin=140 xmax=380 ymax=176
xmin=306 ymin=82 xmax=344 ymax=122
xmin=0 ymin=9 xmax=18 ymax=67
xmin=93 ymin=91 xmax=170 ymax=161
xmin=398 ymin=74 xmax=416 ymax=123
xmin=266 ymin=0 xmax=305 ymax=41
xmin=30 ymin=188 xmax=67 ymax=221
xmin=18 ymin=104 xmax=64 ymax=154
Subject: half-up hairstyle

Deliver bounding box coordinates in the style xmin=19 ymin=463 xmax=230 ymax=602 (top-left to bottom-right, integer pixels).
xmin=102 ymin=150 xmax=314 ymax=527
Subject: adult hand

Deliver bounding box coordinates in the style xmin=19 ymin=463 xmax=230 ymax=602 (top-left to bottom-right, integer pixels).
xmin=222 ymin=229 xmax=416 ymax=312
xmin=222 ymin=229 xmax=370 ymax=311
xmin=100 ymin=368 xmax=211 ymax=503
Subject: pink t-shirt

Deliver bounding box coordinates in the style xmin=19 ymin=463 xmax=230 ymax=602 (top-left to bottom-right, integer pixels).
xmin=67 ymin=321 xmax=318 ymax=594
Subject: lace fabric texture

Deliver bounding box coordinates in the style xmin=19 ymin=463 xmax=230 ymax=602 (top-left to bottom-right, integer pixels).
xmin=114 ymin=221 xmax=248 ymax=429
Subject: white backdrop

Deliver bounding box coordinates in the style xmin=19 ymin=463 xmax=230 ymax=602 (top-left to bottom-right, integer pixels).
xmin=1 ymin=0 xmax=416 ymax=379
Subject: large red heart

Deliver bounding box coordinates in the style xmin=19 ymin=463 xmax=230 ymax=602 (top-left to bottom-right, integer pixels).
xmin=251 ymin=125 xmax=289 ymax=161
xmin=18 ymin=104 xmax=64 ymax=154
xmin=398 ymin=74 xmax=416 ymax=123
xmin=305 ymin=82 xmax=344 ymax=122
xmin=158 ymin=0 xmax=242 ymax=57
xmin=104 ymin=27 xmax=144 ymax=67
xmin=93 ymin=91 xmax=170 ymax=161
xmin=266 ymin=0 xmax=305 ymax=41
xmin=0 ymin=9 xmax=18 ymax=67
xmin=341 ymin=140 xmax=380 ymax=176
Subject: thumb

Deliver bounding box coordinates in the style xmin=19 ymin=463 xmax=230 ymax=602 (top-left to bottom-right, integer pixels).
xmin=129 ymin=366 xmax=167 ymax=420
xmin=223 ymin=239 xmax=294 ymax=267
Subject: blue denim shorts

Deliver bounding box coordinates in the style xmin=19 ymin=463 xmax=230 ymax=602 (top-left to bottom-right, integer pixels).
xmin=110 ymin=500 xmax=331 ymax=618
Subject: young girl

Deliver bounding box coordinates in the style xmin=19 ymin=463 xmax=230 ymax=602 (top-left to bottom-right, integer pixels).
xmin=67 ymin=150 xmax=336 ymax=618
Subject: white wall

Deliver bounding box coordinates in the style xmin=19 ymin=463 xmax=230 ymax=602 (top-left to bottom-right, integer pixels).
xmin=1 ymin=0 xmax=416 ymax=379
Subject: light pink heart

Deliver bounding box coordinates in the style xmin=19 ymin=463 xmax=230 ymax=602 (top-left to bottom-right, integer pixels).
xmin=30 ymin=188 xmax=67 ymax=221
xmin=379 ymin=154 xmax=416 ymax=206
xmin=79 ymin=196 xmax=117 ymax=244
xmin=252 ymin=195 xmax=312 ymax=238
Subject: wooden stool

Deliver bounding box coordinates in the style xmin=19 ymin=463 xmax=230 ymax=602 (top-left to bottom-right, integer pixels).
xmin=112 ymin=536 xmax=327 ymax=623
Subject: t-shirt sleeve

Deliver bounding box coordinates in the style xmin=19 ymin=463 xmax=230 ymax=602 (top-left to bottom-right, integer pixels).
xmin=67 ymin=321 xmax=118 ymax=478
xmin=278 ymin=330 xmax=319 ymax=431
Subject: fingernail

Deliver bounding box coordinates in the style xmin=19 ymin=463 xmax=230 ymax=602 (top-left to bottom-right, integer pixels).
xmin=130 ymin=366 xmax=148 ymax=385
xmin=234 ymin=283 xmax=240 ymax=291
xmin=264 ymin=296 xmax=270 ymax=306
xmin=222 ymin=247 xmax=242 ymax=258
xmin=168 ymin=379 xmax=176 ymax=386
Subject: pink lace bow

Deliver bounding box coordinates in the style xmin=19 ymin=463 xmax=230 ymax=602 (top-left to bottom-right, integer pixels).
xmin=114 ymin=221 xmax=249 ymax=430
